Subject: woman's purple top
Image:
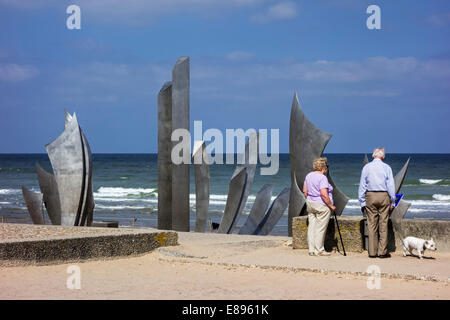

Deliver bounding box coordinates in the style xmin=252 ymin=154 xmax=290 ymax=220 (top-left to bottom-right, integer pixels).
xmin=304 ymin=171 xmax=334 ymax=206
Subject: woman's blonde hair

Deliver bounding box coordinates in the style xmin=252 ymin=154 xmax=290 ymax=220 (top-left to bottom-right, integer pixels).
xmin=313 ymin=157 xmax=328 ymax=171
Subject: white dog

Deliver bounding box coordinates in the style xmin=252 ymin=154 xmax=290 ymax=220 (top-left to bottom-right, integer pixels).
xmin=402 ymin=237 xmax=436 ymax=259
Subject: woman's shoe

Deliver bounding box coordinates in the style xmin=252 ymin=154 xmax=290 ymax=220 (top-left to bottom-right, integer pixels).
xmin=317 ymin=251 xmax=331 ymax=256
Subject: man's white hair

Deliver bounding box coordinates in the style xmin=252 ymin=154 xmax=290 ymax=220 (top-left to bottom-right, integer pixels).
xmin=372 ymin=147 xmax=385 ymax=159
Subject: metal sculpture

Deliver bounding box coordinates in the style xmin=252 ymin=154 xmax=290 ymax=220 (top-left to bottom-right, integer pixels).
xmin=21 ymin=186 xmax=44 ymax=225
xmin=229 ymin=132 xmax=258 ymax=233
xmin=391 ymin=157 xmax=412 ymax=221
xmin=79 ymin=128 xmax=95 ymax=226
xmin=63 ymin=109 xmax=94 ymax=226
xmin=391 ymin=199 xmax=412 ymax=221
xmin=218 ymin=166 xmax=247 ymax=234
xmin=253 ymin=187 xmax=290 ymax=236
xmin=45 ymin=113 xmax=85 ymax=226
xmin=36 ymin=163 xmax=61 ymax=225
xmin=239 ymin=184 xmax=273 ymax=235
xmin=363 ymin=154 xmax=369 ymax=166
xmin=193 ymin=141 xmax=210 ymax=232
xmin=171 ymin=57 xmax=190 ymax=232
xmin=157 ymin=81 xmax=173 ymax=230
xmin=21 ymin=111 xmax=96 ymax=227
xmin=394 ymin=157 xmax=410 ymax=194
xmin=288 ymin=92 xmax=349 ymax=236
xmin=326 ymin=172 xmax=349 ymax=216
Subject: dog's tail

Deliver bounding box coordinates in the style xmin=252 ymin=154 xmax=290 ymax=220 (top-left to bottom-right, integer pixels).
xmin=391 ymin=218 xmax=413 ymax=254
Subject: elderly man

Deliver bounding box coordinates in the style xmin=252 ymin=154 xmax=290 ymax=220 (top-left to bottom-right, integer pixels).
xmin=358 ymin=148 xmax=396 ymax=258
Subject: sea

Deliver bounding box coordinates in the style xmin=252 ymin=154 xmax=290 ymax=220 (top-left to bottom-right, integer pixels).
xmin=0 ymin=153 xmax=449 ymax=236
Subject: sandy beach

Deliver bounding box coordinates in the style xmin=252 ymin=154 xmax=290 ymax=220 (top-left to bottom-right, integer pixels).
xmin=1 ymin=231 xmax=449 ymax=300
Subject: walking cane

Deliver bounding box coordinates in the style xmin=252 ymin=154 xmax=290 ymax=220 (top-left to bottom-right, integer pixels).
xmin=334 ymin=210 xmax=346 ymax=256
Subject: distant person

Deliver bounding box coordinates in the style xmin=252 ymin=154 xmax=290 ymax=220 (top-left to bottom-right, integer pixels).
xmin=358 ymin=148 xmax=396 ymax=259
xmin=303 ymin=157 xmax=336 ymax=256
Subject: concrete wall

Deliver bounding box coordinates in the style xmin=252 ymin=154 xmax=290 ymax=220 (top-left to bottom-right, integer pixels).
xmin=292 ymin=216 xmax=450 ymax=253
xmin=0 ymin=224 xmax=178 ymax=266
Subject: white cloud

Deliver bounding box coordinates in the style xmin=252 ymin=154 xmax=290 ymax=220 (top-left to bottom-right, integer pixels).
xmin=37 ymin=56 xmax=450 ymax=107
xmin=1 ymin=0 xmax=270 ymax=24
xmin=0 ymin=64 xmax=39 ymax=82
xmin=250 ymin=1 xmax=298 ymax=23
xmin=428 ymin=12 xmax=450 ymax=27
xmin=226 ymin=51 xmax=255 ymax=61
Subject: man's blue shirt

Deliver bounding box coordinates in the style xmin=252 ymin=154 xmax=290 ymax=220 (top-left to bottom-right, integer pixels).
xmin=358 ymin=158 xmax=396 ymax=207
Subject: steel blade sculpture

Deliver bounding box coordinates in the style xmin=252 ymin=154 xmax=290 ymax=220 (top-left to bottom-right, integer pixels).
xmin=394 ymin=157 xmax=411 ymax=194
xmin=239 ymin=184 xmax=273 ymax=235
xmin=36 ymin=163 xmax=61 ymax=225
xmin=218 ymin=166 xmax=247 ymax=234
xmin=363 ymin=154 xmax=369 ymax=166
xmin=157 ymin=81 xmax=173 ymax=230
xmin=21 ymin=186 xmax=44 ymax=225
xmin=193 ymin=141 xmax=210 ymax=232
xmin=217 ymin=132 xmax=258 ymax=234
xmin=157 ymin=57 xmax=191 ymax=232
xmin=171 ymin=57 xmax=191 ymax=232
xmin=252 ymin=187 xmax=290 ymax=236
xmin=391 ymin=157 xmax=412 ymax=221
xmin=22 ymin=111 xmax=95 ymax=226
xmin=64 ymin=110 xmax=95 ymax=226
xmin=45 ymin=113 xmax=85 ymax=225
xmin=287 ymin=92 xmax=349 ymax=236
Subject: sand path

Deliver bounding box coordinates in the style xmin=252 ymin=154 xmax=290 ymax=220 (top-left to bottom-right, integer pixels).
xmin=1 ymin=231 xmax=449 ymax=299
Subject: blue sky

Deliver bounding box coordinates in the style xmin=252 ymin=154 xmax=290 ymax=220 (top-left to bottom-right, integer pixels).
xmin=0 ymin=0 xmax=449 ymax=153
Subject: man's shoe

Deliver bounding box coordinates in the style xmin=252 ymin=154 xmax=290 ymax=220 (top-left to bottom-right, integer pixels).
xmin=378 ymin=253 xmax=391 ymax=258
xmin=369 ymin=255 xmax=378 ymax=258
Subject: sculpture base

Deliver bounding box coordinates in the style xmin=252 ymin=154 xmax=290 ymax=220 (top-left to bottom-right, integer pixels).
xmin=292 ymin=216 xmax=450 ymax=253
xmin=0 ymin=223 xmax=177 ymax=266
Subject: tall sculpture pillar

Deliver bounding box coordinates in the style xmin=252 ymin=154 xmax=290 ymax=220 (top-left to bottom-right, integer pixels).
xmin=171 ymin=57 xmax=190 ymax=231
xmin=157 ymin=82 xmax=173 ymax=230
xmin=45 ymin=113 xmax=85 ymax=226
xmin=288 ymin=93 xmax=331 ymax=236
xmin=193 ymin=141 xmax=210 ymax=232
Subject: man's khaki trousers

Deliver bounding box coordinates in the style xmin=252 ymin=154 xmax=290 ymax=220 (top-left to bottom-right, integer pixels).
xmin=306 ymin=200 xmax=331 ymax=255
xmin=366 ymin=191 xmax=390 ymax=256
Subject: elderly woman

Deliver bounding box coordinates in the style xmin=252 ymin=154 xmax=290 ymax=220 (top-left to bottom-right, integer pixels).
xmin=303 ymin=157 xmax=336 ymax=256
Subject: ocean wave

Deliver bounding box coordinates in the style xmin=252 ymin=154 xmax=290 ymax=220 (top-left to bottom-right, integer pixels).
xmin=95 ymin=204 xmax=148 ymax=210
xmin=419 ymin=179 xmax=443 ymax=185
xmin=95 ymin=197 xmax=158 ymax=203
xmin=407 ymin=208 xmax=445 ymax=213
xmin=94 ymin=187 xmax=157 ymax=197
xmin=432 ymin=194 xmax=450 ymax=201
xmin=409 ymin=199 xmax=450 ymax=206
xmin=0 ymin=189 xmax=21 ymax=195
xmin=347 ymin=198 xmax=450 ymax=207
xmin=94 ymin=188 xmax=264 ymax=205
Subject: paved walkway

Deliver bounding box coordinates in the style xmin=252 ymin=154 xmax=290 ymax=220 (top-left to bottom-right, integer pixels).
xmin=159 ymin=232 xmax=450 ymax=283
xmin=0 ymin=229 xmax=449 ymax=299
